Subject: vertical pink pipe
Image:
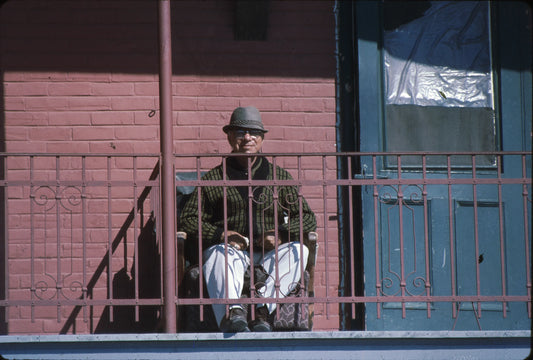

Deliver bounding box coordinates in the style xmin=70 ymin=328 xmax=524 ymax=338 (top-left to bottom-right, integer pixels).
xmin=158 ymin=0 xmax=177 ymax=333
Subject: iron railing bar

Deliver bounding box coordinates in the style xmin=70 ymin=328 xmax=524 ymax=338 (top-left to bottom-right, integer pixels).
xmin=0 ymin=299 xmax=164 ymax=307
xmin=272 ymin=156 xmax=281 ymax=307
xmin=1 ymin=155 xmax=9 ymax=329
xmin=172 ymin=178 xmax=530 ymax=188
xmin=347 ymin=157 xmax=356 ymax=319
xmin=471 ymin=155 xmax=482 ymax=320
xmin=2 ymin=180 xmax=159 ymax=187
xmin=321 ymin=155 xmax=329 ymax=318
xmin=222 ymin=157 xmax=230 ymax=320
xmin=496 ymin=155 xmax=507 ymax=318
xmin=447 ymin=155 xmax=458 ymax=319
xmin=29 ymin=155 xmax=36 ymax=323
xmin=81 ymin=156 xmax=88 ymax=324
xmin=0 ymin=153 xmax=161 ymax=158
xmin=195 ymin=157 xmax=206 ymax=322
xmin=397 ymin=155 xmax=407 ymax=318
xmin=297 ymin=155 xmax=306 ymax=323
xmin=133 ymin=156 xmax=140 ymax=322
xmin=372 ymin=155 xmax=382 ymax=319
xmin=247 ymin=156 xmax=256 ymax=321
xmin=422 ymin=155 xmax=432 ymax=318
xmin=7 ymin=174 xmax=531 ymax=188
xmin=522 ymin=154 xmax=532 ymax=318
xmin=55 ymin=156 xmax=62 ymax=323
xmin=157 ymin=294 xmax=532 ymax=306
xmin=172 ymin=151 xmax=531 ymax=158
xmin=1 ymin=294 xmax=529 ymax=307
xmin=107 ymin=156 xmax=114 ymax=323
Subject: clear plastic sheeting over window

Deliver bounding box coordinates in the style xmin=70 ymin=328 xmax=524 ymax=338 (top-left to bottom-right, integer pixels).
xmin=381 ymin=1 xmax=497 ymax=167
xmin=383 ymin=1 xmax=493 ymax=108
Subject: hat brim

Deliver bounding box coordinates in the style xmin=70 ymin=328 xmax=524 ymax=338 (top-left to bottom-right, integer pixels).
xmin=223 ymin=125 xmax=268 ymax=134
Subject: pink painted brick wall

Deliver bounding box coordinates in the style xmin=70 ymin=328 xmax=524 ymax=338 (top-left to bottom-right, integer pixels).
xmin=1 ymin=0 xmax=338 ymax=333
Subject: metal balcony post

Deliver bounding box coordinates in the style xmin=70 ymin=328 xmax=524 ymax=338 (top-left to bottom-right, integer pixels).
xmin=158 ymin=0 xmax=176 ymax=333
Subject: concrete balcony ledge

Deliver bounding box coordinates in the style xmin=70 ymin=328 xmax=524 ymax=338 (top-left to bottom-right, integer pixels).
xmin=0 ymin=330 xmax=531 ymax=360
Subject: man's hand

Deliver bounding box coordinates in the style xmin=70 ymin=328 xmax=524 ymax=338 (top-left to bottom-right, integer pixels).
xmin=257 ymin=229 xmax=281 ymax=252
xmin=221 ymin=231 xmax=249 ymax=251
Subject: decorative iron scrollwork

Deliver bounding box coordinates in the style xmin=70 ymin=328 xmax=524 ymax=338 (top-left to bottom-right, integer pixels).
xmin=30 ymin=185 xmax=84 ymax=300
xmin=377 ymin=184 xmax=429 ymax=297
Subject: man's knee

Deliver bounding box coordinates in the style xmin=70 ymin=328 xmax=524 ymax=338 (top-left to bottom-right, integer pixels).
xmin=204 ymin=243 xmax=248 ymax=259
xmin=286 ymin=241 xmax=309 ymax=258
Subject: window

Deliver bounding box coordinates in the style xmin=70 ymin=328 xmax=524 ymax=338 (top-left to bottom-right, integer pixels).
xmin=382 ymin=1 xmax=498 ymax=168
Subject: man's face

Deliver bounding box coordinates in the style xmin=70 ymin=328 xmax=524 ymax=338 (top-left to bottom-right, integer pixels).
xmin=228 ymin=128 xmax=264 ymax=154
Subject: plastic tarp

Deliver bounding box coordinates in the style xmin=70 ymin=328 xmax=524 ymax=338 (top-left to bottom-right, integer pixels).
xmin=383 ymin=1 xmax=493 ymax=109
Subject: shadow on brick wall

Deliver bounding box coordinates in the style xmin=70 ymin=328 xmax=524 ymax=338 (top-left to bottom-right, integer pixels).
xmin=93 ymin=217 xmax=161 ymax=334
xmin=60 ymin=165 xmax=162 ymax=334
xmin=59 ymin=216 xmax=162 ymax=334
xmin=0 ymin=0 xmax=334 ymax=78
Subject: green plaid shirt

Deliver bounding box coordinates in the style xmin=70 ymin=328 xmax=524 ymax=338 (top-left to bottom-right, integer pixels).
xmin=178 ymin=156 xmax=317 ymax=250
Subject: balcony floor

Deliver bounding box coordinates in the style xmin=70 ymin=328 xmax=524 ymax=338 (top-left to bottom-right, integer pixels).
xmin=0 ymin=331 xmax=530 ymax=360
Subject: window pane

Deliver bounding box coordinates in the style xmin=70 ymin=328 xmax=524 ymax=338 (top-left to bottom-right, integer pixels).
xmin=382 ymin=1 xmax=497 ymax=167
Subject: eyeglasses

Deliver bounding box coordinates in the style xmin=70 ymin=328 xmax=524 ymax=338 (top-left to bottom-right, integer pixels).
xmin=232 ymin=129 xmax=264 ymax=139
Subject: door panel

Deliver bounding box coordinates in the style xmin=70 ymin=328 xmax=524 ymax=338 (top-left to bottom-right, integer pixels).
xmin=378 ymin=194 xmax=432 ymax=306
xmin=356 ymin=1 xmax=531 ymax=330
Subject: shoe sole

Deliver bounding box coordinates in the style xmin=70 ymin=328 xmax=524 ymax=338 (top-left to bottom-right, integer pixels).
xmin=221 ymin=317 xmax=249 ymax=333
xmin=230 ymin=318 xmax=250 ymax=332
xmin=251 ymin=321 xmax=272 ymax=332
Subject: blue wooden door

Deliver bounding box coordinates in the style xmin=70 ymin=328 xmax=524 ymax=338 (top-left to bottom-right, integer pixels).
xmin=356 ymin=1 xmax=531 ymax=330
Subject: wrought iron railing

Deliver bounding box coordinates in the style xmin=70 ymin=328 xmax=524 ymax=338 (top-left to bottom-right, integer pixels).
xmin=0 ymin=151 xmax=530 ymax=334
xmin=0 ymin=154 xmax=162 ymax=334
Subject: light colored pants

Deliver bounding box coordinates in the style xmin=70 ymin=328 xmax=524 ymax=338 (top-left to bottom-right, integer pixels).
xmin=202 ymin=242 xmax=309 ymax=327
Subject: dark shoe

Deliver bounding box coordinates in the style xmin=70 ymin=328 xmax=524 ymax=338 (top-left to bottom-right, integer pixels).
xmin=219 ymin=307 xmax=250 ymax=333
xmin=250 ymin=306 xmax=272 ymax=332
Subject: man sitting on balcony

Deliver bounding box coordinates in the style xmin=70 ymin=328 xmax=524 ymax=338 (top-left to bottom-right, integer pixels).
xmin=179 ymin=106 xmax=317 ymax=332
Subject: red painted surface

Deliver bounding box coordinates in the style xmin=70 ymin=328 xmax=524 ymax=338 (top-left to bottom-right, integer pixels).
xmin=0 ymin=0 xmax=338 ymax=334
